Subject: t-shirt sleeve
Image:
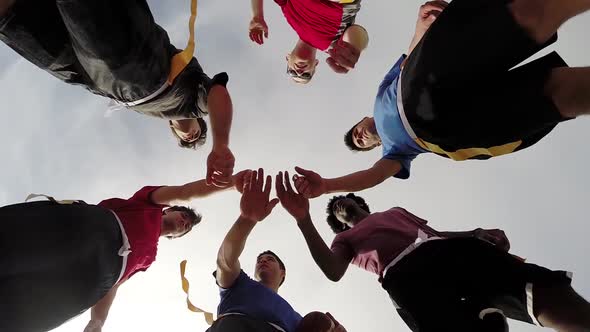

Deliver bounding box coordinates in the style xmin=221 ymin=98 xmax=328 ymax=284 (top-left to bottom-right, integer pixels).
xmin=381 ymin=153 xmax=417 ymax=180
xmin=379 ymin=55 xmax=407 ymax=90
xmin=274 ymin=0 xmax=287 ymax=6
xmin=129 ymin=186 xmax=167 ymax=208
xmin=213 ymin=269 xmax=250 ymax=293
xmin=330 ymin=235 xmax=355 ymax=264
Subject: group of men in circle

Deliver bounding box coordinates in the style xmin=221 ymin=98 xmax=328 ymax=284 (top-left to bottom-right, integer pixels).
xmin=1 ymin=0 xmax=590 ymax=331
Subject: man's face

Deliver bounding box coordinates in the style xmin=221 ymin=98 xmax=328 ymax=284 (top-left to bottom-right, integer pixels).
xmin=161 ymin=210 xmax=193 ymax=238
xmin=352 ymin=117 xmax=380 ymax=149
xmin=285 ymin=54 xmax=319 ymax=84
xmin=170 ymin=119 xmax=202 ymax=144
xmin=255 ymin=254 xmax=285 ymax=283
xmin=332 ymin=198 xmax=360 ymax=228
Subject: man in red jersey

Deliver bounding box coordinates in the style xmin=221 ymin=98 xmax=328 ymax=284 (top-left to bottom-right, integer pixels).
xmin=0 ymin=171 xmax=250 ymax=332
xmin=248 ymin=0 xmax=369 ymax=83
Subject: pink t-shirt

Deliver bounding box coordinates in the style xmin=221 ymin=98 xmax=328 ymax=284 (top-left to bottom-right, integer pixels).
xmin=331 ymin=207 xmax=441 ymax=281
xmin=98 ymin=186 xmax=167 ymax=282
xmin=275 ymin=0 xmax=344 ymax=51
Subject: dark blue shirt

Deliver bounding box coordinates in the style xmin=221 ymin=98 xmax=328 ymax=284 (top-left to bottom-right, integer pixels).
xmin=217 ymin=270 xmax=302 ymax=332
xmin=373 ymin=55 xmax=428 ymax=179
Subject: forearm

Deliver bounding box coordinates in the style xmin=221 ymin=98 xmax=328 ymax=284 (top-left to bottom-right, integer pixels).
xmin=297 ymin=215 xmax=344 ymax=281
xmin=407 ymin=31 xmax=426 ymax=57
xmin=207 ymin=85 xmax=233 ymax=148
xmin=181 ymin=178 xmax=235 ymax=200
xmin=217 ymin=216 xmax=257 ymax=271
xmin=325 ymin=169 xmax=387 ymax=194
xmin=251 ymin=0 xmax=264 ymax=17
xmin=89 ymin=285 xmax=119 ymax=326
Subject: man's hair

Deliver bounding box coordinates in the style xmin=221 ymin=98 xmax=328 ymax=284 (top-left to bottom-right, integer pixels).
xmin=344 ymin=119 xmax=375 ymax=152
xmin=164 ymin=206 xmax=202 ymax=239
xmin=257 ymin=250 xmax=286 ymax=286
xmin=325 ymin=193 xmax=371 ymax=234
xmin=170 ymin=118 xmax=208 ymax=150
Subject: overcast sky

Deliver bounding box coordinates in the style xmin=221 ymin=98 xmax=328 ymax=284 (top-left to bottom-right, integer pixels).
xmin=1 ymin=1 xmax=589 ymax=331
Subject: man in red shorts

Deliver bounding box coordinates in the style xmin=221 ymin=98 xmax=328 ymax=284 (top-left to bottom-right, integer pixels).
xmin=248 ymin=0 xmax=369 ymax=83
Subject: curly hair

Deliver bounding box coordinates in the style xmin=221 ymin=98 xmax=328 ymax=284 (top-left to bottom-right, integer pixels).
xmin=344 ymin=119 xmax=376 ymax=152
xmin=325 ymin=193 xmax=371 ymax=234
xmin=170 ymin=118 xmax=208 ymax=149
xmin=164 ymin=206 xmax=202 ymax=239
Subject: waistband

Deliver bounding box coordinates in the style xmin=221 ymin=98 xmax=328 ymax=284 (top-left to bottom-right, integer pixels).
xmin=217 ymin=313 xmax=286 ymax=332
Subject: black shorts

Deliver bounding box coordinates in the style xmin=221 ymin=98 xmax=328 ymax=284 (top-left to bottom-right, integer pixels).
xmin=382 ymin=238 xmax=572 ymax=332
xmin=0 ymin=201 xmax=123 ymax=332
xmin=401 ymin=0 xmax=571 ymax=161
xmin=206 ymin=315 xmax=283 ymax=332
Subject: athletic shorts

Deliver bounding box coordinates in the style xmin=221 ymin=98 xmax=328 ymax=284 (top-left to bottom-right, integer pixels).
xmin=0 ymin=0 xmax=223 ymax=118
xmin=400 ymin=0 xmax=571 ymax=161
xmin=382 ymin=238 xmax=572 ymax=332
xmin=206 ymin=315 xmax=284 ymax=332
xmin=0 ymin=201 xmax=123 ymax=332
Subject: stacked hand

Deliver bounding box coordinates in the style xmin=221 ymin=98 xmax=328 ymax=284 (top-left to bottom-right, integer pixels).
xmin=276 ymin=171 xmax=310 ymax=221
xmin=207 ymin=145 xmax=235 ymax=188
xmin=240 ymin=168 xmax=279 ymax=222
xmin=249 ymin=16 xmax=269 ymax=45
xmin=292 ymin=166 xmax=327 ymax=199
xmin=327 ymin=40 xmax=361 ymax=74
xmin=233 ymin=169 xmax=253 ymax=194
xmin=473 ymin=228 xmax=511 ymax=251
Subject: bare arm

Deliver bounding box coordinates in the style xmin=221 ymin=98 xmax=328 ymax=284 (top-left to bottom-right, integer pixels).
xmin=216 ymin=216 xmax=258 ymax=288
xmin=205 ymin=85 xmax=236 ymax=188
xmin=150 ymin=170 xmax=250 ymax=206
xmin=249 ymin=0 xmax=269 ymax=44
xmin=297 ymin=214 xmax=350 ymax=281
xmin=276 ymin=171 xmax=350 ymax=282
xmin=251 ymin=0 xmax=264 ymax=17
xmin=325 ymin=159 xmax=402 ymax=194
xmin=293 ymin=159 xmax=402 ymax=199
xmin=406 ymin=1 xmax=448 ymax=58
xmin=216 ymin=169 xmax=278 ymax=288
xmin=83 ymin=283 xmax=121 ymax=331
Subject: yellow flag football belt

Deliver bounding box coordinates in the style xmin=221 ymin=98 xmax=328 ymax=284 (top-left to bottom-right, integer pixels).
xmin=180 ymin=260 xmax=215 ymax=325
xmin=117 ymin=0 xmax=198 ymax=108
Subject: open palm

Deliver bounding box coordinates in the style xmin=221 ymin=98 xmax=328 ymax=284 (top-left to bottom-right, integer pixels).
xmin=276 ymin=171 xmax=310 ymax=221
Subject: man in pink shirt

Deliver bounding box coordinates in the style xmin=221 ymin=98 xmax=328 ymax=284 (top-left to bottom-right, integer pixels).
xmin=248 ymin=0 xmax=369 ymax=83
xmin=0 ymin=171 xmax=249 ymax=332
xmin=275 ymin=171 xmax=590 ymax=332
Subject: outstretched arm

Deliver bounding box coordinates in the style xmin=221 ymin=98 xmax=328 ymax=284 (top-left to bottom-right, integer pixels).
xmin=293 ymin=159 xmax=402 ymax=199
xmin=216 ymin=169 xmax=279 ymax=288
xmin=276 ymin=171 xmax=350 ymax=281
xmin=150 ymin=170 xmax=251 ymax=206
xmin=327 ymin=25 xmax=369 ymax=74
xmin=406 ymin=1 xmax=448 ymax=58
xmin=249 ymin=0 xmax=269 ymax=45
xmin=83 ymin=283 xmax=122 ymax=332
xmin=206 ymin=85 xmax=235 ymax=188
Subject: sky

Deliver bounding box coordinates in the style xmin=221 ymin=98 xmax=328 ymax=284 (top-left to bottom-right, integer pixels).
xmin=0 ymin=1 xmax=589 ymax=331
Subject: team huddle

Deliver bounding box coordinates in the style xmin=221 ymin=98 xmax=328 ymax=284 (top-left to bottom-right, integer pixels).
xmin=1 ymin=0 xmax=590 ymax=331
